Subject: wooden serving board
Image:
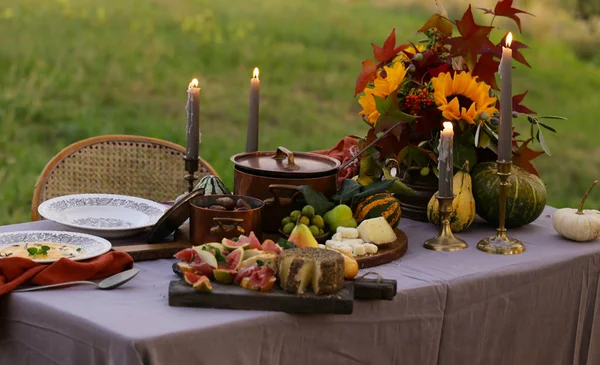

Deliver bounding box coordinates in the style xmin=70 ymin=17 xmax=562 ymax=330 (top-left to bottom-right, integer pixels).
xmin=356 ymin=228 xmax=408 ymax=269
xmin=264 ymin=228 xmax=408 ymax=269
xmin=169 ymin=280 xmax=354 ymax=314
xmin=110 ymin=227 xmax=192 ymax=262
xmin=172 ymin=263 xmax=396 ymax=301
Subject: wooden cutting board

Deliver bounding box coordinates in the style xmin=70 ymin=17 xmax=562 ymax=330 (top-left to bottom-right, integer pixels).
xmin=356 ymin=228 xmax=408 ymax=269
xmin=169 ymin=280 xmax=354 ymax=314
xmin=171 ymin=263 xmax=397 ymax=301
xmin=110 ymin=227 xmax=192 ymax=262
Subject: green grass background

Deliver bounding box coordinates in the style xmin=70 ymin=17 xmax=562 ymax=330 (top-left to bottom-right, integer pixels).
xmin=0 ymin=0 xmax=598 ymax=224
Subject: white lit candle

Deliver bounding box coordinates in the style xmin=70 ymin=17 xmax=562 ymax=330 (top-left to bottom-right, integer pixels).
xmin=246 ymin=67 xmax=260 ymax=152
xmin=438 ymin=122 xmax=454 ymax=198
xmin=185 ymin=78 xmax=201 ymax=160
xmin=498 ymin=32 xmax=513 ymax=162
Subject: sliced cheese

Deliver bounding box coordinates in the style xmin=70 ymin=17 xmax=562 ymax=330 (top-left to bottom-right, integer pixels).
xmin=336 ymin=227 xmax=359 ymax=239
xmin=342 ymin=238 xmax=364 ymax=247
xmin=353 ymin=244 xmax=366 ymax=256
xmin=364 ymin=243 xmax=378 ymax=254
xmin=325 ymin=240 xmax=341 ymax=248
xmin=337 ymin=245 xmax=353 ymax=255
xmin=357 ymin=217 xmax=397 ymax=245
xmin=331 ymin=233 xmax=343 ymax=242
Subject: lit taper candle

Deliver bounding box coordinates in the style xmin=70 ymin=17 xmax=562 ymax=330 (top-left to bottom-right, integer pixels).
xmin=438 ymin=122 xmax=454 ymax=198
xmin=246 ymin=67 xmax=260 ymax=152
xmin=498 ymin=32 xmax=513 ymax=162
xmin=185 ymin=78 xmax=201 ymax=160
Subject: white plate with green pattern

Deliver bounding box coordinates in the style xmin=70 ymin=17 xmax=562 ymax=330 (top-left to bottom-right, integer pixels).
xmin=38 ymin=194 xmax=168 ymax=238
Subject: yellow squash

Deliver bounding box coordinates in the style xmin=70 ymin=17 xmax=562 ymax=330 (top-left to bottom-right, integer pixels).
xmin=427 ymin=161 xmax=476 ymax=232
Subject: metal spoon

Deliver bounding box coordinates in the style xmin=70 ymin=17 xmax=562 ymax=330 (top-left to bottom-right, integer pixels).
xmin=14 ymin=268 xmax=140 ymax=292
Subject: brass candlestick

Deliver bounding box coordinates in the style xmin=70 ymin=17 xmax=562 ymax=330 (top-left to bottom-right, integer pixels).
xmin=476 ymin=161 xmax=525 ymax=255
xmin=184 ymin=157 xmax=199 ymax=193
xmin=424 ymin=195 xmax=468 ymax=251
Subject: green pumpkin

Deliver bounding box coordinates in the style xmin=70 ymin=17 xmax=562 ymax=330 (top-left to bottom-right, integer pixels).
xmin=195 ymin=175 xmax=231 ymax=195
xmin=471 ymin=162 xmax=547 ymax=228
xmin=353 ymin=193 xmax=402 ymax=228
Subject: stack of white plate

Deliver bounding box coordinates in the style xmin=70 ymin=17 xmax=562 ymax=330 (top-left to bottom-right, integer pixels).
xmin=38 ymin=194 xmax=168 ymax=238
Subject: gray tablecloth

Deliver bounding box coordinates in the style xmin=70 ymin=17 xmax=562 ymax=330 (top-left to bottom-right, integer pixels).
xmin=1 ymin=207 xmax=599 ymax=365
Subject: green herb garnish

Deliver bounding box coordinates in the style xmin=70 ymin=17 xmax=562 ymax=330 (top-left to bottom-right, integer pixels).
xmin=76 ymin=248 xmax=82 ymax=252
xmin=27 ymin=245 xmax=51 ymax=257
xmin=276 ymin=238 xmax=296 ymax=250
xmin=213 ymin=247 xmax=227 ymax=264
xmin=256 ymin=260 xmax=265 ymax=267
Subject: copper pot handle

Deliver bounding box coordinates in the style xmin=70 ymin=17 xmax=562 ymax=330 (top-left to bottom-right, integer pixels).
xmin=210 ymin=217 xmax=245 ymax=236
xmin=272 ymin=146 xmax=300 ymax=170
xmin=267 ymin=184 xmax=302 ymax=206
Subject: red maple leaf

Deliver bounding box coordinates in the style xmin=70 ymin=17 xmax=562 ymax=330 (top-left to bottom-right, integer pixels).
xmin=446 ymin=5 xmax=496 ymax=71
xmin=472 ymin=54 xmax=500 ymax=90
xmin=364 ymin=127 xmax=405 ymax=159
xmin=354 ymin=59 xmax=378 ymax=96
xmin=513 ymin=138 xmax=544 ymax=176
xmin=497 ymin=90 xmax=536 ymax=115
xmin=512 ymin=128 xmax=521 ymax=149
xmin=512 ymin=91 xmax=536 ymax=114
xmin=496 ymin=34 xmax=531 ymax=68
xmin=492 ymin=0 xmax=533 ymax=33
xmin=429 ymin=63 xmax=451 ymax=78
xmin=417 ymin=13 xmax=453 ymax=37
xmin=371 ymin=29 xmax=407 ymax=64
xmin=411 ymin=50 xmax=447 ymax=83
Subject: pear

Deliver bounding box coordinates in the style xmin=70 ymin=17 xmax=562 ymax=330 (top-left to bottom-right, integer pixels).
xmin=324 ymin=204 xmax=357 ymax=232
xmin=288 ymin=223 xmax=319 ymax=248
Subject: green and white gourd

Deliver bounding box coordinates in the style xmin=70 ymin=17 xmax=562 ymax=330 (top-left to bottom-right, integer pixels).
xmin=195 ymin=175 xmax=231 ymax=195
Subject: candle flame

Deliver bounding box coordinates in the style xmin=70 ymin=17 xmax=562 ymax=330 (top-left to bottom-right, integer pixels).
xmin=188 ymin=78 xmax=199 ymax=89
xmin=443 ymin=121 xmax=453 ymax=131
xmin=253 ymin=67 xmax=259 ymax=79
xmin=506 ymin=32 xmax=513 ymax=47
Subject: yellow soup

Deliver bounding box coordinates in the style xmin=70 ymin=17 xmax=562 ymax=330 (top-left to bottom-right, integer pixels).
xmin=0 ymin=242 xmax=84 ymax=260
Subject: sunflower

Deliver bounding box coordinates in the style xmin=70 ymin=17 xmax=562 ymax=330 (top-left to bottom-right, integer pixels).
xmin=358 ymin=88 xmax=384 ymax=126
xmin=373 ymin=62 xmax=408 ymax=97
xmin=431 ymin=72 xmax=497 ymax=125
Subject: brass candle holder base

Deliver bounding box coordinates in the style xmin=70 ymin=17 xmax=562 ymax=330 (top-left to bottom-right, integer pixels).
xmin=184 ymin=157 xmax=199 ymax=193
xmin=476 ymin=161 xmax=525 ymax=255
xmin=477 ymin=230 xmax=525 ymax=255
xmin=424 ymin=195 xmax=468 ymax=252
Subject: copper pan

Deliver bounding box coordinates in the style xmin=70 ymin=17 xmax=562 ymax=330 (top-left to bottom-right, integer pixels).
xmin=190 ymin=195 xmax=264 ymax=244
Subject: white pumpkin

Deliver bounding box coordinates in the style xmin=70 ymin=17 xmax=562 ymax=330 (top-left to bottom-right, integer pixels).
xmin=552 ymin=180 xmax=600 ymax=242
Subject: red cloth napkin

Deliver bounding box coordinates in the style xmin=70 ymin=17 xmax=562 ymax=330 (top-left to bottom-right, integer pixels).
xmin=313 ymin=136 xmax=360 ymax=186
xmin=0 ymin=252 xmax=134 ymax=295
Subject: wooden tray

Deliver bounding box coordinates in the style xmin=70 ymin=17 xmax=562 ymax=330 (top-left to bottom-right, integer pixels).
xmin=110 ymin=227 xmax=192 ymax=262
xmin=169 ymin=280 xmax=354 ymax=314
xmin=356 ymin=228 xmax=408 ymax=269
xmin=172 ymin=263 xmax=397 ymax=301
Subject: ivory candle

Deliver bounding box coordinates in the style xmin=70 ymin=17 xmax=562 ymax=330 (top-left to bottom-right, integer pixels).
xmin=246 ymin=67 xmax=260 ymax=152
xmin=438 ymin=122 xmax=454 ymax=198
xmin=497 ymin=32 xmax=513 ymax=162
xmin=185 ymin=78 xmax=201 ymax=160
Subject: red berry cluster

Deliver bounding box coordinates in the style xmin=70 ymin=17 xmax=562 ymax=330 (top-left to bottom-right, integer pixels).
xmin=404 ymin=88 xmax=434 ymax=115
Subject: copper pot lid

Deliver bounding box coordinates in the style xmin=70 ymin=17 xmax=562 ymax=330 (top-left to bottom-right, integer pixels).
xmin=231 ymin=146 xmax=340 ymax=178
xmin=146 ymin=189 xmax=205 ymax=243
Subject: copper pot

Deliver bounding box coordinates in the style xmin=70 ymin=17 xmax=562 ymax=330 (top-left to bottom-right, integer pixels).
xmin=190 ymin=195 xmax=264 ymax=245
xmin=231 ymin=147 xmax=339 ymax=232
